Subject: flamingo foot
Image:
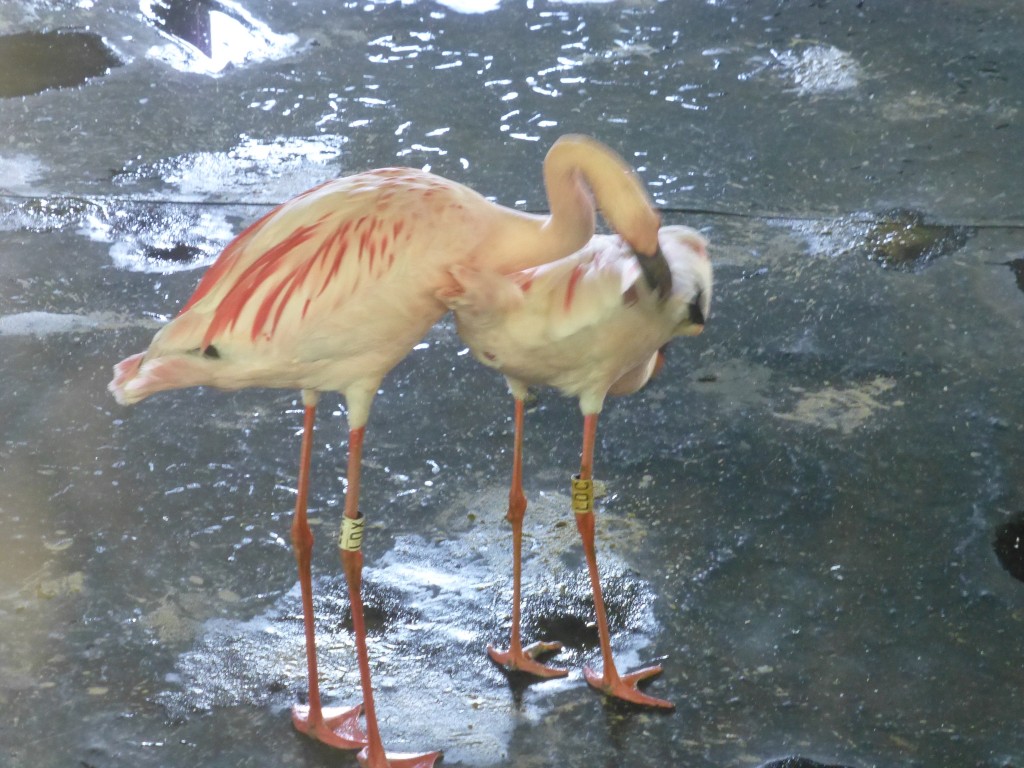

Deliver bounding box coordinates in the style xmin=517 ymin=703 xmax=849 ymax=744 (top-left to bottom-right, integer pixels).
xmin=487 ymin=641 xmax=568 ymax=679
xmin=292 ymin=703 xmax=368 ymax=749
xmin=356 ymin=746 xmax=443 ymax=768
xmin=583 ymin=664 xmax=674 ymax=710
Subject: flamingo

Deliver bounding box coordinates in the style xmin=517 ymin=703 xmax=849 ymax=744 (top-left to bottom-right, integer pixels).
xmin=108 ymin=135 xmax=668 ymax=768
xmin=440 ymin=225 xmax=711 ymax=709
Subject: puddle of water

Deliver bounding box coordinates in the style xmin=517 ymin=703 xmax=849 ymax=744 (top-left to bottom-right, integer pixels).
xmin=65 ymin=134 xmax=354 ymax=272
xmin=737 ymin=42 xmax=862 ymax=98
xmin=0 ymin=311 xmax=158 ymax=337
xmin=156 ymin=486 xmax=664 ymax=765
xmin=0 ymin=195 xmax=103 ymax=233
xmin=79 ymin=203 xmax=234 ymax=274
xmin=0 ymin=190 xmax=234 ymax=272
xmin=0 ymin=30 xmax=121 ymax=98
xmin=783 ymin=210 xmax=972 ymax=271
xmin=114 ymin=135 xmax=346 ymax=202
xmin=141 ymin=0 xmax=298 ymax=75
xmin=769 ymin=44 xmax=862 ymax=97
xmin=860 ymin=209 xmax=971 ymax=270
xmin=0 ymin=153 xmax=45 ymax=194
xmin=1 ymin=194 xmax=229 ymax=274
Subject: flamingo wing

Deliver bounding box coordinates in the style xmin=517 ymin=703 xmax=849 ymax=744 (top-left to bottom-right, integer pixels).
xmin=149 ymin=171 xmax=432 ymax=357
xmin=524 ymin=236 xmax=643 ymax=343
xmin=443 ymin=235 xmax=643 ymax=345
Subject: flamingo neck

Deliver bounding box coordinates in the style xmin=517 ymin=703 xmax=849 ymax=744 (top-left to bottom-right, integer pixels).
xmin=540 ymin=150 xmax=597 ymax=260
xmin=477 ymin=136 xmax=660 ymax=275
xmin=543 ymin=135 xmax=660 ymax=257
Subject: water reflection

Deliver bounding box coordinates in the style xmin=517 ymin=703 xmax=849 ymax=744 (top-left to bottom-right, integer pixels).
xmin=739 ymin=43 xmax=862 ymax=97
xmin=436 ymin=0 xmax=501 ymax=13
xmin=115 ymin=135 xmax=345 ymax=202
xmin=87 ymin=205 xmax=233 ymax=274
xmin=783 ymin=210 xmax=972 ymax=272
xmin=363 ymin=0 xmax=619 ymax=12
xmin=141 ymin=0 xmax=297 ymax=75
xmin=342 ymin=4 xmax=713 ymax=168
xmin=363 ymin=0 xmax=499 ymax=12
xmin=0 ymin=311 xmax=154 ymax=338
xmin=771 ymin=44 xmax=862 ymax=96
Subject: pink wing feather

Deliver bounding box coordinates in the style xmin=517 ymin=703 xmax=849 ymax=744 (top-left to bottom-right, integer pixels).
xmin=154 ymin=172 xmax=424 ymax=356
xmin=521 ymin=235 xmax=642 ymax=342
xmin=110 ymin=167 xmax=491 ymax=405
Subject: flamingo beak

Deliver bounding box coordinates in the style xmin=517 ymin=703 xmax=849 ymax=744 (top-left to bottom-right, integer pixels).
xmin=680 ymin=288 xmax=707 ymax=335
xmin=635 ymin=244 xmax=673 ymax=302
xmin=689 ymin=291 xmax=706 ymax=327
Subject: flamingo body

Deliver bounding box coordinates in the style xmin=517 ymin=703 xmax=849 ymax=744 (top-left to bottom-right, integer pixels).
xmin=108 ymin=136 xmax=669 ymax=766
xmin=113 ymin=168 xmax=529 ymax=421
xmin=111 ymin=138 xmax=662 ymax=423
xmin=442 ymin=225 xmax=711 ymax=707
xmin=443 ymin=225 xmax=711 ymax=413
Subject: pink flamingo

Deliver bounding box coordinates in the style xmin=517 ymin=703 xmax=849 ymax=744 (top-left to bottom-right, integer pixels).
xmin=440 ymin=225 xmax=711 ymax=708
xmin=108 ymin=135 xmax=666 ymax=768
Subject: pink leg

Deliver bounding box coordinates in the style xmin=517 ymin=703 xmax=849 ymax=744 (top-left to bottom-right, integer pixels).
xmin=488 ymin=398 xmax=567 ymax=678
xmin=290 ymin=404 xmax=367 ymax=748
xmin=339 ymin=427 xmax=441 ymax=768
xmin=574 ymin=413 xmax=674 ymax=710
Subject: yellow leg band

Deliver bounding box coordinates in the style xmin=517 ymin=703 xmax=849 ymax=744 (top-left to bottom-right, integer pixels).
xmin=571 ymin=474 xmax=594 ymax=515
xmin=339 ymin=514 xmax=365 ymax=552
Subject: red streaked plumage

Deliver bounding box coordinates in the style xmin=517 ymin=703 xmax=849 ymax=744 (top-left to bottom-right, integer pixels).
xmin=562 ymin=261 xmax=585 ymax=311
xmin=445 ymin=225 xmax=711 ymax=414
xmin=442 ymin=226 xmax=712 ymax=707
xmin=108 ymin=136 xmax=669 ymax=767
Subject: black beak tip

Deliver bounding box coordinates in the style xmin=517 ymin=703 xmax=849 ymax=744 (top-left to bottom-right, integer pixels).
xmin=636 ymin=245 xmax=673 ymax=302
xmin=689 ymin=293 xmax=706 ymax=326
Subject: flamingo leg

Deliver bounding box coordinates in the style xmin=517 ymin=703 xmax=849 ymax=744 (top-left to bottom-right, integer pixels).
xmin=488 ymin=397 xmax=567 ymax=679
xmin=290 ymin=403 xmax=367 ymax=749
xmin=338 ymin=427 xmax=442 ymax=768
xmin=573 ymin=413 xmax=674 ymax=710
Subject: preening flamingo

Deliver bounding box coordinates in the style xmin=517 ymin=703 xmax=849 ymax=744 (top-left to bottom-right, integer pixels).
xmin=440 ymin=225 xmax=711 ymax=708
xmin=108 ymin=135 xmax=666 ymax=767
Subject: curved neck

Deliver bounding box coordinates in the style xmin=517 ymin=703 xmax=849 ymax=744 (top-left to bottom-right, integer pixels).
xmin=480 ymin=135 xmax=660 ymax=275
xmin=543 ymin=135 xmax=660 ymax=257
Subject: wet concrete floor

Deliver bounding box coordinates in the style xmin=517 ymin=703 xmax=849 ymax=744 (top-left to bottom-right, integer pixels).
xmin=1 ymin=1 xmax=1023 ymax=767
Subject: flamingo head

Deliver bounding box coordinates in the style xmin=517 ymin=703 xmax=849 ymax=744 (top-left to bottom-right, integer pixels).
xmin=657 ymin=225 xmax=712 ymax=338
